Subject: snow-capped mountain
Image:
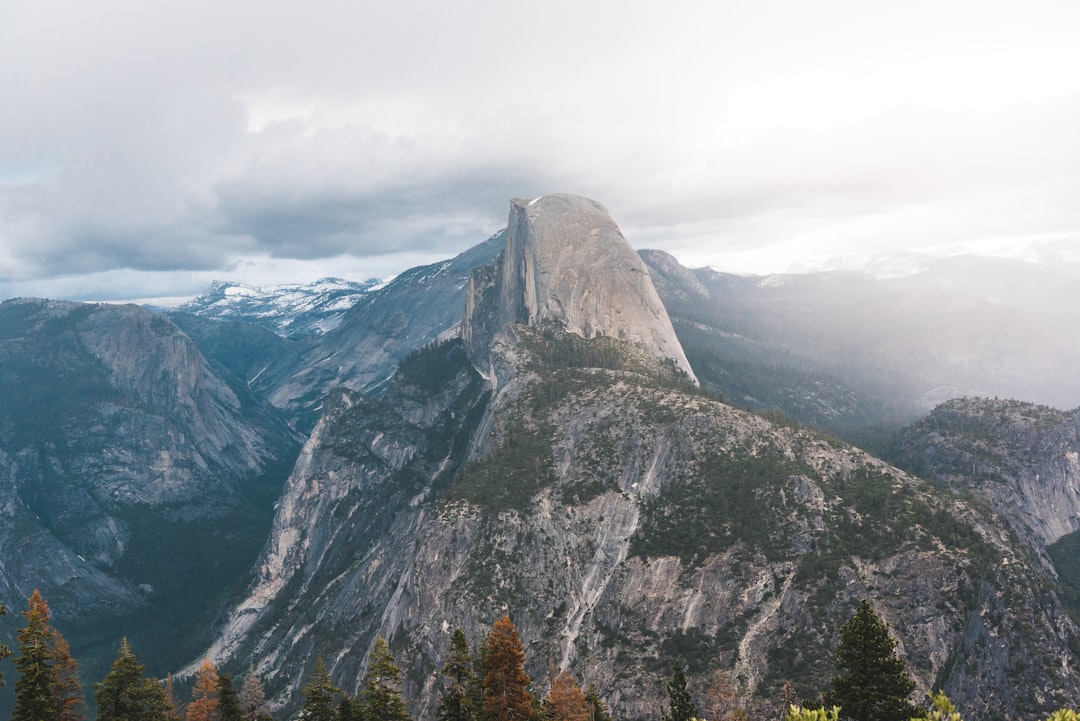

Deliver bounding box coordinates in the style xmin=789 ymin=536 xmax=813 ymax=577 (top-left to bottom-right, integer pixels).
xmin=173 ymin=277 xmax=381 ymax=338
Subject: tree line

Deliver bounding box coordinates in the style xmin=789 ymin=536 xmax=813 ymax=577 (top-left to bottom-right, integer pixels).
xmin=4 ymin=591 xmax=1080 ymax=721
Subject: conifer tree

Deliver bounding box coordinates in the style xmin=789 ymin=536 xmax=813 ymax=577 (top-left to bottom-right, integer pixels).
xmin=299 ymin=659 xmax=340 ymax=721
xmin=360 ymin=637 xmax=411 ymax=721
xmin=336 ymin=695 xmax=360 ymax=721
xmin=468 ymin=639 xmax=489 ymax=721
xmin=823 ymin=600 xmax=918 ymax=721
xmin=583 ymin=687 xmax=612 ymax=721
xmin=13 ymin=589 xmax=57 ymax=721
xmin=239 ymin=670 xmax=273 ymax=721
xmin=165 ymin=674 xmax=182 ymax=720
xmin=660 ymin=663 xmax=697 ymax=721
xmin=437 ymin=628 xmax=475 ymax=721
xmin=218 ymin=673 xmax=244 ymax=721
xmin=482 ymin=616 xmax=534 ymax=721
xmin=187 ymin=660 xmax=221 ymax=721
xmin=544 ymin=671 xmax=589 ymax=721
xmin=52 ymin=633 xmax=85 ymax=721
xmin=94 ymin=638 xmax=171 ymax=721
xmin=0 ymin=604 xmax=10 ymax=687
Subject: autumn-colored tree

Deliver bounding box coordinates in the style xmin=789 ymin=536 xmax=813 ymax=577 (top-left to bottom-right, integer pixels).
xmin=13 ymin=589 xmax=57 ymax=721
xmin=437 ymin=628 xmax=476 ymax=721
xmin=482 ymin=616 xmax=534 ymax=721
xmin=544 ymin=671 xmax=589 ymax=721
xmin=360 ymin=637 xmax=411 ymax=721
xmin=239 ymin=671 xmax=273 ymax=721
xmin=164 ymin=674 xmax=182 ymax=720
xmin=700 ymin=669 xmax=747 ymax=721
xmin=52 ymin=633 xmax=85 ymax=721
xmin=187 ymin=660 xmax=221 ymax=721
xmin=94 ymin=638 xmax=172 ymax=721
xmin=299 ymin=658 xmax=340 ymax=721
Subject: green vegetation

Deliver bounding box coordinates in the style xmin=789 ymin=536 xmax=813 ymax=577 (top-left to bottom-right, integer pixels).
xmin=1048 ymin=530 xmax=1080 ymax=626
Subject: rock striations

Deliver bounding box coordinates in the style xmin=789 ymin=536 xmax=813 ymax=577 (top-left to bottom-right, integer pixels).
xmin=464 ymin=195 xmax=696 ymax=385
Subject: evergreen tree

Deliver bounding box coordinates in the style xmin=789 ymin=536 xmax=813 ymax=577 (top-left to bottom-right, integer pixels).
xmin=0 ymin=604 xmax=11 ymax=687
xmin=468 ymin=639 xmax=489 ymax=721
xmin=336 ymin=695 xmax=360 ymax=721
xmin=360 ymin=637 xmax=411 ymax=721
xmin=660 ymin=663 xmax=697 ymax=721
xmin=583 ymin=687 xmax=612 ymax=721
xmin=187 ymin=660 xmax=221 ymax=721
xmin=13 ymin=589 xmax=58 ymax=721
xmin=299 ymin=659 xmax=340 ymax=721
xmin=482 ymin=616 xmax=534 ymax=721
xmin=544 ymin=671 xmax=589 ymax=721
xmin=823 ymin=600 xmax=918 ymax=721
xmin=164 ymin=674 xmax=182 ymax=720
xmin=94 ymin=638 xmax=171 ymax=721
xmin=52 ymin=633 xmax=85 ymax=721
xmin=218 ymin=673 xmax=244 ymax=721
xmin=239 ymin=670 xmax=273 ymax=721
xmin=437 ymin=628 xmax=475 ymax=721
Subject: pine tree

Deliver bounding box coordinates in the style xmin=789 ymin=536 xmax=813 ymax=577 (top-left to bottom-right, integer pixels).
xmin=823 ymin=600 xmax=919 ymax=721
xmin=660 ymin=663 xmax=697 ymax=721
xmin=94 ymin=638 xmax=172 ymax=721
xmin=544 ymin=671 xmax=589 ymax=721
xmin=468 ymin=639 xmax=489 ymax=721
xmin=218 ymin=673 xmax=244 ymax=721
xmin=187 ymin=660 xmax=221 ymax=721
xmin=52 ymin=633 xmax=85 ymax=721
xmin=437 ymin=628 xmax=475 ymax=721
xmin=482 ymin=616 xmax=534 ymax=721
xmin=0 ymin=604 xmax=11 ymax=687
xmin=299 ymin=659 xmax=340 ymax=721
xmin=583 ymin=687 xmax=612 ymax=721
xmin=13 ymin=589 xmax=58 ymax=721
xmin=336 ymin=695 xmax=360 ymax=721
xmin=165 ymin=674 xmax=182 ymax=720
xmin=360 ymin=637 xmax=411 ymax=721
xmin=239 ymin=670 xmax=273 ymax=721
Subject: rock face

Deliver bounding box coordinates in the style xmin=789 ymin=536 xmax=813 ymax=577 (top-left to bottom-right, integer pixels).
xmin=200 ymin=197 xmax=1080 ymax=721
xmin=464 ymin=196 xmax=696 ymax=385
xmin=0 ymin=298 xmax=300 ymax=679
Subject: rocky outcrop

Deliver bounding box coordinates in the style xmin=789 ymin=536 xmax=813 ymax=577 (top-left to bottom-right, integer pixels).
xmin=464 ymin=196 xmax=696 ymax=385
xmin=0 ymin=298 xmax=300 ymax=677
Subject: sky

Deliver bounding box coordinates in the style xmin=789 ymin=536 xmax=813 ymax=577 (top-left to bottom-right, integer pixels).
xmin=2 ymin=0 xmax=1080 ymax=304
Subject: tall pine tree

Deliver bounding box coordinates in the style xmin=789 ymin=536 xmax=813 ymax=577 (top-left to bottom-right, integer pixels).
xmin=0 ymin=604 xmax=11 ymax=687
xmin=544 ymin=671 xmax=589 ymax=721
xmin=187 ymin=660 xmax=221 ymax=721
xmin=482 ymin=616 xmax=533 ymax=721
xmin=52 ymin=633 xmax=85 ymax=721
xmin=94 ymin=638 xmax=171 ymax=721
xmin=299 ymin=659 xmax=340 ymax=721
xmin=436 ymin=628 xmax=475 ymax=721
xmin=239 ymin=671 xmax=273 ymax=721
xmin=660 ymin=663 xmax=697 ymax=721
xmin=823 ymin=600 xmax=918 ymax=721
xmin=13 ymin=589 xmax=57 ymax=721
xmin=360 ymin=637 xmax=411 ymax=721
xmin=218 ymin=673 xmax=244 ymax=721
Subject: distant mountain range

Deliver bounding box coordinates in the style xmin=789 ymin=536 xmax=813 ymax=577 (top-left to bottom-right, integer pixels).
xmin=3 ymin=196 xmax=1080 ymax=721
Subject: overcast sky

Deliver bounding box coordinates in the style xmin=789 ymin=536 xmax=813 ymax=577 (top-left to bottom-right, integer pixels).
xmin=3 ymin=0 xmax=1080 ymax=303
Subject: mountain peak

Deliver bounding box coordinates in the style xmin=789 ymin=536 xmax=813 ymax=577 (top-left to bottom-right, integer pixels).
xmin=464 ymin=194 xmax=697 ymax=383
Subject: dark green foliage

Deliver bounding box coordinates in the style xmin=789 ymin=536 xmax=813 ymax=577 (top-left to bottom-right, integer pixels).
xmin=93 ymin=639 xmax=171 ymax=721
xmin=824 ymin=600 xmax=918 ymax=721
xmin=336 ymin=695 xmax=360 ymax=721
xmin=632 ymin=447 xmax=801 ymax=564
xmin=13 ymin=591 xmax=56 ymax=721
xmin=360 ymin=638 xmax=411 ymax=721
xmin=218 ymin=673 xmax=244 ymax=721
xmin=449 ymin=416 xmax=554 ymax=512
xmin=437 ymin=629 xmax=476 ymax=721
xmin=299 ymin=659 xmax=341 ymax=721
xmin=0 ymin=604 xmax=10 ymax=686
xmin=660 ymin=663 xmax=697 ymax=721
xmin=584 ymin=687 xmax=613 ymax=721
xmin=1049 ymin=530 xmax=1080 ymax=626
xmin=397 ymin=339 xmax=470 ymax=392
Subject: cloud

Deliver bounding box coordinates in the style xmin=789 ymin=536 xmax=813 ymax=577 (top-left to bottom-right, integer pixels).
xmin=3 ymin=0 xmax=1080 ymax=299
